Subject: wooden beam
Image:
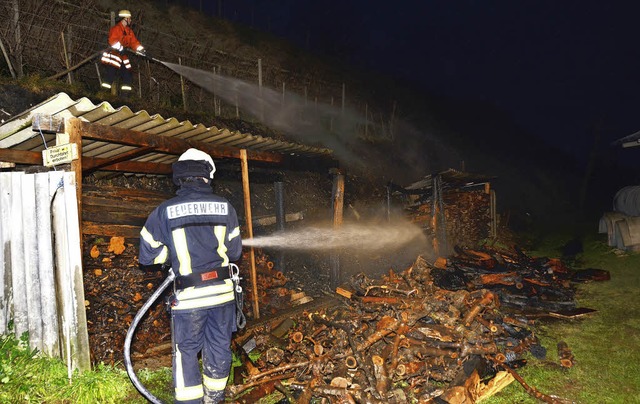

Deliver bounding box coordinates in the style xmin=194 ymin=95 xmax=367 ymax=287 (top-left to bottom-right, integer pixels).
xmin=83 ymin=222 xmax=141 ymax=239
xmin=82 ymin=157 xmax=172 ymax=175
xmin=75 ymin=119 xmax=283 ymax=164
xmin=0 ymin=149 xmax=173 ymax=175
xmin=82 ymin=146 xmax=155 ymax=173
xmin=0 ymin=148 xmax=42 ymax=164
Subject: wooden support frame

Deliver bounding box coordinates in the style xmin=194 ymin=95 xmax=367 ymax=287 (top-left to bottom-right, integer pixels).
xmin=0 ymin=117 xmax=313 ymax=329
xmin=330 ymin=168 xmax=345 ymax=289
xmin=240 ymin=149 xmax=260 ymax=319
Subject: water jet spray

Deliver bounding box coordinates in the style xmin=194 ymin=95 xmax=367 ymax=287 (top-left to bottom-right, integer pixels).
xmin=242 ymin=222 xmax=426 ymax=252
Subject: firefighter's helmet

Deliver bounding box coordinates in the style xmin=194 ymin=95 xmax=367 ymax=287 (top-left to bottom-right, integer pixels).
xmin=118 ymin=10 xmax=132 ymax=18
xmin=172 ymin=148 xmax=216 ymax=184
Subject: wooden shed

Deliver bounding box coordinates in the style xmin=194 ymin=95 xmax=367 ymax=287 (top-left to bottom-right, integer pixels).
xmin=393 ymin=168 xmax=497 ymax=256
xmin=0 ymin=92 xmax=336 ymax=372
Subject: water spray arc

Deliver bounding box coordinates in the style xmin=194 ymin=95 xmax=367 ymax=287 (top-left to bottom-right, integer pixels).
xmin=241 ymin=223 xmax=426 ymax=251
xmin=145 ymin=57 xmax=368 ymax=166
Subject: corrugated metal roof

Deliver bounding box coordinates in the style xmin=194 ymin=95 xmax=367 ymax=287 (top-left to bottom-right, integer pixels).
xmin=403 ymin=168 xmax=494 ymax=192
xmin=612 ymin=130 xmax=640 ymax=148
xmin=0 ymin=92 xmax=333 ymax=164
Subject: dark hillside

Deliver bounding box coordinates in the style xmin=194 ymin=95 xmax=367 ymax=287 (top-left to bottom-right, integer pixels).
xmin=1 ymin=0 xmax=634 ymax=229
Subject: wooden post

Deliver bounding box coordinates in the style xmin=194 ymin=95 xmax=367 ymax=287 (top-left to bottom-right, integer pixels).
xmin=330 ymin=97 xmax=334 ymax=132
xmin=0 ymin=36 xmax=16 ymax=79
xmin=56 ymin=119 xmax=90 ymax=373
xmin=365 ymin=103 xmax=368 ymax=139
xmin=390 ymin=100 xmax=397 ymax=140
xmin=212 ymin=66 xmax=218 ymax=116
xmin=240 ymin=149 xmax=260 ymax=319
xmin=274 ymin=181 xmax=285 ymax=272
xmin=67 ymin=118 xmax=83 ymax=244
xmin=330 ymin=168 xmax=344 ymax=289
xmin=109 ymin=12 xmax=115 ymax=97
xmin=94 ymin=63 xmax=102 ymax=87
xmin=490 ymin=189 xmax=497 ymax=239
xmin=11 ymin=0 xmax=23 ymax=78
xmin=61 ymin=31 xmax=73 ymax=85
xmin=258 ymin=58 xmax=263 ymax=121
xmin=179 ymin=57 xmax=187 ymax=111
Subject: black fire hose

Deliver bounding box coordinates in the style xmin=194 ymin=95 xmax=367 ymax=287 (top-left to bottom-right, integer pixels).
xmin=124 ymin=265 xmax=245 ymax=402
xmin=124 ymin=268 xmax=175 ymax=404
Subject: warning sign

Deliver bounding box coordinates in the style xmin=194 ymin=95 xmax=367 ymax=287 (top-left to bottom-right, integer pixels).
xmin=42 ymin=143 xmax=78 ymax=167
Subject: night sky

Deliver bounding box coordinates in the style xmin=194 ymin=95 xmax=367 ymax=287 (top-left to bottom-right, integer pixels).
xmin=184 ymin=0 xmax=640 ymax=168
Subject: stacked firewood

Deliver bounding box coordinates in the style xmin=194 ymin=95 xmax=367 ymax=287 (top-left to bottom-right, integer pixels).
xmin=230 ymin=254 xmax=570 ymax=403
xmin=83 ymin=236 xmax=170 ymax=365
xmin=442 ymin=191 xmax=491 ymax=248
xmin=83 ymin=238 xmax=304 ymax=365
xmin=240 ymin=249 xmax=311 ymax=320
xmin=407 ymin=189 xmax=491 ymax=250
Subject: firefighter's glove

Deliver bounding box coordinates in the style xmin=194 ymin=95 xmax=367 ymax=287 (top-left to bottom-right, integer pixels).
xmin=136 ymin=48 xmax=148 ymax=58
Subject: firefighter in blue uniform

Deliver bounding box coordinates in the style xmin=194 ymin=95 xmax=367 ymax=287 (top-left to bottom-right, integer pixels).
xmin=139 ymin=148 xmax=242 ymax=404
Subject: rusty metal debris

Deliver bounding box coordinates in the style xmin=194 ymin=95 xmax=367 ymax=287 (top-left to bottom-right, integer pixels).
xmin=229 ymin=247 xmax=598 ymax=403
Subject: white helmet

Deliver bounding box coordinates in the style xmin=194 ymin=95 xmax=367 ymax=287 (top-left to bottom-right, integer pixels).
xmin=118 ymin=9 xmax=132 ymax=18
xmin=177 ymin=148 xmax=216 ymax=179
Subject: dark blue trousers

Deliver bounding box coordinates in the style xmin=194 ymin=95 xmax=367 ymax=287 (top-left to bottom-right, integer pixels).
xmin=171 ymin=302 xmax=236 ymax=404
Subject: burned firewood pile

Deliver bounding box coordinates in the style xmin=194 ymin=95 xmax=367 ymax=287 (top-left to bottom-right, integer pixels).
xmin=82 ymin=236 xmax=306 ymax=365
xmin=431 ymin=246 xmax=610 ymax=317
xmin=229 ymin=247 xmax=609 ymax=403
xmin=82 ymin=232 xmax=608 ymax=402
xmin=83 ymin=236 xmax=170 ymax=365
xmin=240 ymin=250 xmax=316 ymax=321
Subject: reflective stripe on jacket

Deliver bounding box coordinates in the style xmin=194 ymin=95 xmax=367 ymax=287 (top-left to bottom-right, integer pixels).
xmin=101 ymin=20 xmax=142 ymax=69
xmin=139 ymin=181 xmax=242 ymax=311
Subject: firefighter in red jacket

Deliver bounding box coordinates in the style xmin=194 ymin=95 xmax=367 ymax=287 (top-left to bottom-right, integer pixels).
xmin=101 ymin=9 xmax=145 ymax=95
xmin=139 ymin=148 xmax=243 ymax=404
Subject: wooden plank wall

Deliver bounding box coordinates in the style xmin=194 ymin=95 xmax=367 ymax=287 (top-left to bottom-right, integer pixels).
xmin=82 ymin=184 xmax=172 ymax=240
xmin=0 ymin=171 xmax=90 ymax=373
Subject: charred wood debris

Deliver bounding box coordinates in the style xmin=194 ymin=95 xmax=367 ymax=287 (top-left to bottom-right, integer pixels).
xmin=83 ymin=233 xmax=609 ymax=403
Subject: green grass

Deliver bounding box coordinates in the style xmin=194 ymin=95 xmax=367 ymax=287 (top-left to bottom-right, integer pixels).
xmin=486 ymin=230 xmax=640 ymax=403
xmin=0 ymin=330 xmax=172 ymax=403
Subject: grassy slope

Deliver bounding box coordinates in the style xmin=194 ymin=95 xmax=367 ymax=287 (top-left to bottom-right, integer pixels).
xmin=486 ymin=229 xmax=640 ymax=403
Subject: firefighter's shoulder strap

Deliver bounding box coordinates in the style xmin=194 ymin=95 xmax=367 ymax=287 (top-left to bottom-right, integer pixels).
xmin=230 ymin=263 xmax=246 ymax=329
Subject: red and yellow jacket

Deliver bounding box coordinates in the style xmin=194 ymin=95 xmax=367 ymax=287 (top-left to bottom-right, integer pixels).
xmin=101 ymin=21 xmax=144 ymax=69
